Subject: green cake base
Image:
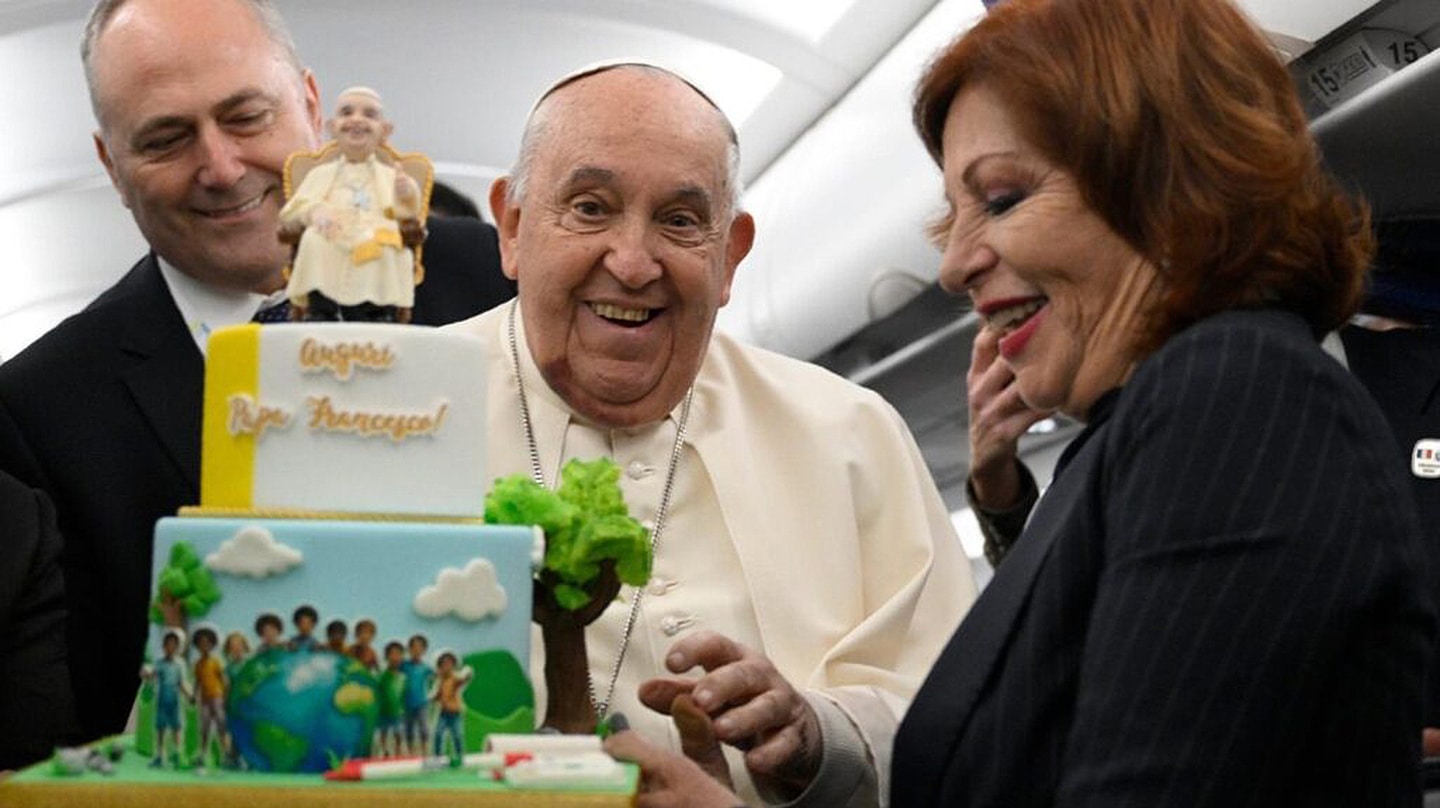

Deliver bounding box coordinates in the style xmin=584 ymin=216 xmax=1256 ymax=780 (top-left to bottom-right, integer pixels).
xmin=0 ymin=735 xmax=639 ymax=808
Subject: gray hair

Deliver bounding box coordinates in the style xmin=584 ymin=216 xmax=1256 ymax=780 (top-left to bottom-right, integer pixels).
xmin=81 ymin=0 xmax=305 ymax=123
xmin=505 ymin=64 xmax=743 ymax=215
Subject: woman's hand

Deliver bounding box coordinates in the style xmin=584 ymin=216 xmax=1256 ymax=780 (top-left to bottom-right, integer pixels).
xmin=967 ymin=325 xmax=1048 ymax=509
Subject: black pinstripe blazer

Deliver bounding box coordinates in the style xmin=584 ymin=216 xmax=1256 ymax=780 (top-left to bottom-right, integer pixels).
xmin=893 ymin=308 xmax=1435 ymax=807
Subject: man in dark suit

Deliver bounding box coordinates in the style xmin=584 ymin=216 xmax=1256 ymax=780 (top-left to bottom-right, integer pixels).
xmin=0 ymin=471 xmax=75 ymax=769
xmin=0 ymin=0 xmax=512 ymax=742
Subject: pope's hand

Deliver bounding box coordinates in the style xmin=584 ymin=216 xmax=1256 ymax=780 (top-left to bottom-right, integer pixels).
xmin=640 ymin=631 xmax=821 ymax=800
xmin=307 ymin=205 xmax=341 ymax=240
xmin=967 ymin=324 xmax=1048 ymax=509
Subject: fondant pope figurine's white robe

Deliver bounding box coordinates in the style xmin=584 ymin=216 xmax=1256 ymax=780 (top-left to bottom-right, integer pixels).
xmin=279 ymin=153 xmax=419 ymax=309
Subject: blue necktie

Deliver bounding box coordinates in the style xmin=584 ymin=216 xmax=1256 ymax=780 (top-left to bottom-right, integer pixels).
xmin=252 ymin=300 xmax=291 ymax=323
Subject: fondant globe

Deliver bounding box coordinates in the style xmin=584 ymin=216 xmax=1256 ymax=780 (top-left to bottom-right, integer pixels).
xmin=228 ymin=647 xmax=378 ymax=772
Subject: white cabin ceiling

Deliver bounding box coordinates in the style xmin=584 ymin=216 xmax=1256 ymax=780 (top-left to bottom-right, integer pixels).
xmin=8 ymin=0 xmax=1440 ymax=550
xmin=0 ymin=0 xmax=940 ymax=359
xmin=0 ymin=0 xmax=1415 ymax=369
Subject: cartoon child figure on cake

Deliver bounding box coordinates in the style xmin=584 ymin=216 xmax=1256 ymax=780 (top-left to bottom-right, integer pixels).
xmin=278 ymin=86 xmax=429 ymax=323
xmin=324 ymin=619 xmax=348 ymax=655
xmin=348 ymin=618 xmax=380 ymax=672
xmin=376 ymin=640 xmax=407 ymax=756
xmin=190 ymin=626 xmax=232 ymax=769
xmin=221 ymin=631 xmax=249 ymax=768
xmin=429 ymin=651 xmax=474 ymax=758
xmin=254 ymin=613 xmax=284 ymax=651
xmin=288 ymin=604 xmax=321 ymax=651
xmin=400 ymin=634 xmax=434 ymax=754
xmin=144 ymin=629 xmax=190 ymax=769
xmin=222 ymin=631 xmax=250 ymax=682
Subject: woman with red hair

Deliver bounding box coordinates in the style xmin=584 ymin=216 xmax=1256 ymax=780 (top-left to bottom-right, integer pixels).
xmin=896 ymin=0 xmax=1430 ymax=804
xmin=606 ymin=0 xmax=1433 ymax=804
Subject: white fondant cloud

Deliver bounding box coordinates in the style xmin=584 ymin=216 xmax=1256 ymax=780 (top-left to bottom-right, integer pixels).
xmin=205 ymin=525 xmax=304 ymax=578
xmin=413 ymin=558 xmax=507 ymax=622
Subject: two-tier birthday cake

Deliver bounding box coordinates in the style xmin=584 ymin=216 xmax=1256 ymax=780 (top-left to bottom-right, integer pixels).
xmin=0 ymin=322 xmax=637 ymax=807
xmin=142 ymin=322 xmax=536 ymax=774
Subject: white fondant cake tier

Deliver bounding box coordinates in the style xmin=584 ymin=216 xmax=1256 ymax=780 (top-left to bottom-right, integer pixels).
xmin=200 ymin=323 xmax=488 ymax=517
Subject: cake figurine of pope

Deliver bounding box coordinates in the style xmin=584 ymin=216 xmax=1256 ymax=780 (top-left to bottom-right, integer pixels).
xmin=278 ymin=86 xmax=431 ymax=324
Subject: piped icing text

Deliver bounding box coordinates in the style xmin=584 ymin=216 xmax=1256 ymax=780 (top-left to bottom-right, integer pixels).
xmin=299 ymin=337 xmax=395 ymax=381
xmin=223 ymin=336 xmax=451 ymax=444
xmin=306 ymin=396 xmax=449 ymax=442
xmin=228 ymin=394 xmax=293 ymax=439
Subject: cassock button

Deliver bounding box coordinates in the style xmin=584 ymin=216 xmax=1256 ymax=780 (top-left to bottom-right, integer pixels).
xmin=660 ymin=614 xmax=695 ymax=636
xmin=627 ymin=461 xmax=653 ymax=480
xmin=647 ymin=578 xmax=673 ymax=596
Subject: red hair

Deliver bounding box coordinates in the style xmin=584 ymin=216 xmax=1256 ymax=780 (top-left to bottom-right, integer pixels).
xmin=914 ymin=0 xmax=1371 ymax=348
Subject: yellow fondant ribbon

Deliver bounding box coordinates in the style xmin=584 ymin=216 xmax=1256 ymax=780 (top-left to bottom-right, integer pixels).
xmin=200 ymin=325 xmax=260 ymax=508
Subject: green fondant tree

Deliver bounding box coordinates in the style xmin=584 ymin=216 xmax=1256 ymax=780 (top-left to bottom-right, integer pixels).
xmin=149 ymin=541 xmax=222 ymax=629
xmin=484 ymin=457 xmax=650 ymax=733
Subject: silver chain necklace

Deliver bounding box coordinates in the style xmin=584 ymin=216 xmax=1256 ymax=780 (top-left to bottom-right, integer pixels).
xmin=507 ymin=300 xmax=693 ymax=720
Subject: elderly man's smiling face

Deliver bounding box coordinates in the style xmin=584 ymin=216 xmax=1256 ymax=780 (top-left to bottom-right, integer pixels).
xmin=492 ymin=68 xmax=754 ymax=428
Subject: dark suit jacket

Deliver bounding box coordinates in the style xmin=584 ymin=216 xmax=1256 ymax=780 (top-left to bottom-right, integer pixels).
xmin=1341 ymin=324 xmax=1440 ymax=726
xmin=0 ymin=471 xmax=75 ymax=769
xmin=0 ymin=216 xmax=512 ymax=740
xmin=412 ymin=216 xmax=516 ymax=326
xmin=894 ymin=309 xmax=1434 ymax=806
